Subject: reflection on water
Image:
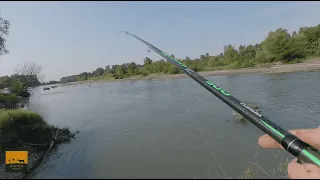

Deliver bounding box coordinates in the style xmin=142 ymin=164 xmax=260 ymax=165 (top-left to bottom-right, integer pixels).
xmin=26 ymin=72 xmax=320 ymax=179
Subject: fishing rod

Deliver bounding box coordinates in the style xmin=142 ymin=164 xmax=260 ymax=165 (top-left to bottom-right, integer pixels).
xmin=119 ymin=31 xmax=320 ymax=167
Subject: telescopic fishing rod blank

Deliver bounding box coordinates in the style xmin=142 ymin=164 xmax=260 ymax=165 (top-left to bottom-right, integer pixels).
xmin=119 ymin=31 xmax=320 ymax=167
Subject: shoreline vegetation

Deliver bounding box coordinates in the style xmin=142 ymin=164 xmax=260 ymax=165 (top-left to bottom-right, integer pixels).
xmin=59 ymin=23 xmax=320 ymax=86
xmin=62 ymin=58 xmax=320 ymax=86
xmin=0 ymin=79 xmax=77 ymax=178
xmin=0 ymin=70 xmax=77 ymax=179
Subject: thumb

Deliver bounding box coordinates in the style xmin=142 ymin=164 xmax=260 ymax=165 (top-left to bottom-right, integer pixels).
xmin=288 ymin=158 xmax=309 ymax=179
xmin=288 ymin=159 xmax=320 ymax=179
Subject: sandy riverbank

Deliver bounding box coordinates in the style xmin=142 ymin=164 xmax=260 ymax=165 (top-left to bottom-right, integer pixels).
xmin=62 ymin=58 xmax=320 ymax=86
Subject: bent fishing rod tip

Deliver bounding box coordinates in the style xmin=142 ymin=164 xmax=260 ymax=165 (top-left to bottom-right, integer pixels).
xmin=118 ymin=31 xmax=129 ymax=37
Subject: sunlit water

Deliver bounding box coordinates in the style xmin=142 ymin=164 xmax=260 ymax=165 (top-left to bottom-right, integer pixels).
xmin=26 ymin=72 xmax=320 ymax=179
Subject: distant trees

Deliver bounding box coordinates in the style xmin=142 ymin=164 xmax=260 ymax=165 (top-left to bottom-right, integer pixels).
xmin=60 ymin=23 xmax=320 ymax=83
xmin=14 ymin=62 xmax=43 ymax=89
xmin=0 ymin=62 xmax=42 ymax=97
xmin=0 ymin=11 xmax=10 ymax=56
xmin=127 ymin=62 xmax=137 ymax=76
xmin=261 ymin=28 xmax=307 ymax=62
xmin=41 ymin=80 xmax=59 ymax=85
xmin=95 ymin=68 xmax=105 ymax=76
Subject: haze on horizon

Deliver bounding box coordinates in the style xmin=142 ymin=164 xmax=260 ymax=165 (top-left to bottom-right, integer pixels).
xmin=1 ymin=1 xmax=320 ymax=81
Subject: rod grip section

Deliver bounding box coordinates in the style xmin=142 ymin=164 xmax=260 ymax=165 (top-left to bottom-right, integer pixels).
xmin=281 ymin=135 xmax=320 ymax=166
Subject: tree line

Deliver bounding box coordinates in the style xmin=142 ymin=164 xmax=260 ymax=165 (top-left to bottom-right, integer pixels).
xmin=60 ymin=23 xmax=320 ymax=83
xmin=0 ymin=61 xmax=43 ymax=96
xmin=0 ymin=61 xmax=43 ymax=109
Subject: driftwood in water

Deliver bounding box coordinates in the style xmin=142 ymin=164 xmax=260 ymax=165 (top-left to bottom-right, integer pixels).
xmin=21 ymin=128 xmax=76 ymax=179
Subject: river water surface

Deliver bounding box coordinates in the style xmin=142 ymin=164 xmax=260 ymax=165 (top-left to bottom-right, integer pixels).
xmin=26 ymin=72 xmax=320 ymax=179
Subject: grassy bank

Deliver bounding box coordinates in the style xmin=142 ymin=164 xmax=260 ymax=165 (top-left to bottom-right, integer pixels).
xmin=0 ymin=109 xmax=48 ymax=144
xmin=0 ymin=94 xmax=22 ymax=109
xmin=0 ymin=109 xmax=75 ymax=149
xmin=0 ymin=109 xmax=76 ymax=179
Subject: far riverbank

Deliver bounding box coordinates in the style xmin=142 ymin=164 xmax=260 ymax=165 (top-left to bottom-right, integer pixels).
xmin=62 ymin=58 xmax=320 ymax=86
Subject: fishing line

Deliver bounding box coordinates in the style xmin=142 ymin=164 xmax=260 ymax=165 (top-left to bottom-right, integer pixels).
xmin=191 ymin=117 xmax=228 ymax=178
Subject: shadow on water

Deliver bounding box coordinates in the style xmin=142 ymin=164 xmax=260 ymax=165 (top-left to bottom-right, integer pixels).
xmin=27 ymin=71 xmax=320 ymax=179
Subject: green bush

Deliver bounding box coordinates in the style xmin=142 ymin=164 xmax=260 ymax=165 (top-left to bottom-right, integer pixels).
xmin=227 ymin=61 xmax=242 ymax=69
xmin=141 ymin=71 xmax=148 ymax=76
xmin=240 ymin=60 xmax=256 ymax=68
xmin=10 ymin=81 xmax=23 ymax=93
xmin=16 ymin=90 xmax=31 ymax=98
xmin=0 ymin=94 xmax=20 ymax=105
xmin=168 ymin=66 xmax=180 ymax=74
xmin=255 ymin=50 xmax=272 ymax=63
xmin=0 ymin=83 xmax=6 ymax=89
xmin=113 ymin=74 xmax=119 ymax=79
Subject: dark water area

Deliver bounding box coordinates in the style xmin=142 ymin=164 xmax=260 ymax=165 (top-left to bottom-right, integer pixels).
xmin=26 ymin=71 xmax=320 ymax=179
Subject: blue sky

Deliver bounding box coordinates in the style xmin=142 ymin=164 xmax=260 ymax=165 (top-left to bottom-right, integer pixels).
xmin=1 ymin=1 xmax=320 ymax=81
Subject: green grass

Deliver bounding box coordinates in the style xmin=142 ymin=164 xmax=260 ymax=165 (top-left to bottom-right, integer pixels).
xmin=0 ymin=109 xmax=47 ymax=129
xmin=0 ymin=109 xmax=53 ymax=145
xmin=238 ymin=158 xmax=290 ymax=179
xmin=0 ymin=94 xmax=21 ymax=105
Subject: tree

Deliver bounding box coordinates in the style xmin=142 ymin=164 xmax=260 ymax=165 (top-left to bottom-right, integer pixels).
xmin=143 ymin=57 xmax=152 ymax=65
xmin=95 ymin=67 xmax=105 ymax=76
xmin=239 ymin=45 xmax=256 ymax=61
xmin=0 ymin=12 xmax=10 ymax=56
xmin=168 ymin=65 xmax=179 ymax=74
xmin=205 ymin=53 xmax=209 ymax=59
xmin=284 ymin=33 xmax=308 ymax=61
xmin=78 ymin=72 xmax=88 ymax=81
xmin=105 ymin=65 xmax=111 ymax=74
xmin=127 ymin=62 xmax=137 ymax=75
xmin=87 ymin=72 xmax=92 ymax=79
xmin=207 ymin=56 xmax=219 ymax=67
xmin=200 ymin=54 xmax=205 ymax=60
xmin=200 ymin=53 xmax=209 ymax=61
xmin=143 ymin=57 xmax=153 ymax=75
xmin=299 ymin=26 xmax=320 ymax=56
xmin=116 ymin=64 xmax=127 ymax=75
xmin=92 ymin=70 xmax=99 ymax=77
xmin=292 ymin=31 xmax=297 ymax=37
xmin=223 ymin=45 xmax=239 ymax=62
xmin=110 ymin=65 xmax=119 ymax=74
xmin=14 ymin=62 xmax=43 ymax=89
xmin=261 ymin=28 xmax=292 ymax=61
xmin=262 ymin=28 xmax=307 ymax=62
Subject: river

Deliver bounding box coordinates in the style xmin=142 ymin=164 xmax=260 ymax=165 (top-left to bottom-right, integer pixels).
xmin=26 ymin=71 xmax=320 ymax=179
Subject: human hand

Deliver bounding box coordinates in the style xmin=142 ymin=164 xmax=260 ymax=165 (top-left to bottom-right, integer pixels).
xmin=258 ymin=128 xmax=320 ymax=179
